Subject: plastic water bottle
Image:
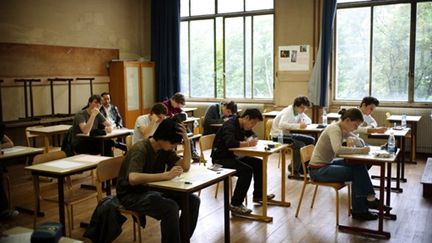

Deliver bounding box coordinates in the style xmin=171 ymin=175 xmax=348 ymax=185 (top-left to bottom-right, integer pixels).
xmin=193 ymin=119 xmax=199 ymax=135
xmin=322 ymin=108 xmax=328 ymax=125
xmin=277 ymin=131 xmax=284 ymax=144
xmin=387 ymin=132 xmax=396 ymax=155
xmin=401 ymin=114 xmax=407 ymax=129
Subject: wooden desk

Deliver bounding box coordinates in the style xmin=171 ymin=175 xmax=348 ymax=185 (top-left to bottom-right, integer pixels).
xmin=77 ymin=128 xmax=133 ymax=155
xmin=229 ymin=140 xmax=291 ymax=222
xmin=288 ymin=123 xmax=325 ymax=138
xmin=25 ymin=154 xmax=111 ymax=236
xmin=147 ymin=164 xmax=236 ymax=243
xmin=369 ymin=128 xmax=410 ymax=192
xmin=327 ymin=112 xmax=341 ymax=122
xmin=183 ymin=107 xmax=197 ymax=117
xmin=387 ymin=115 xmax=422 ymax=163
xmin=26 ymin=125 xmax=72 ymax=152
xmin=338 ymin=146 xmax=400 ymax=239
xmin=2 ymin=226 xmax=82 ymax=243
xmin=262 ymin=111 xmax=280 ymax=139
xmin=0 ymin=146 xmax=44 ymax=162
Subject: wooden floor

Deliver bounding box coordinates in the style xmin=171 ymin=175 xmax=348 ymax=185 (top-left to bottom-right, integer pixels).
xmin=1 ymin=152 xmax=431 ymax=243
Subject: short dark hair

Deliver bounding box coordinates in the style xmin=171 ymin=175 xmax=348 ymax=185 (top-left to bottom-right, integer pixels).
xmin=153 ymin=119 xmax=183 ymax=144
xmin=339 ymin=108 xmax=364 ymax=122
xmin=150 ymin=103 xmax=168 ymax=116
xmin=223 ymin=101 xmax=237 ymax=114
xmin=293 ymin=96 xmax=311 ymax=107
xmin=88 ymin=95 xmax=102 ymax=104
xmin=101 ymin=92 xmax=110 ymax=97
xmin=171 ymin=92 xmax=185 ymax=106
xmin=360 ymin=96 xmax=379 ymax=107
xmin=240 ymin=108 xmax=263 ymax=121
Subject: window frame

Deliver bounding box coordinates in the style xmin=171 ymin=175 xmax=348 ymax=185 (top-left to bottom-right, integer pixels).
xmin=331 ymin=0 xmax=432 ymax=107
xmin=180 ymin=0 xmax=275 ymax=103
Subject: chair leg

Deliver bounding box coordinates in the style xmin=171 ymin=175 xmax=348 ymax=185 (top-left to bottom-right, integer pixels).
xmin=214 ymin=182 xmax=220 ymax=198
xmin=295 ymin=183 xmax=308 ymax=218
xmin=70 ymin=206 xmax=74 ymax=230
xmin=4 ymin=174 xmax=11 ymax=209
xmin=347 ymin=184 xmax=351 ymax=216
xmin=335 ymin=190 xmax=340 ymax=226
xmin=133 ymin=215 xmax=142 ymax=243
xmin=32 ymin=176 xmax=40 ymax=229
xmin=310 ymin=185 xmax=319 ymax=208
xmin=66 ymin=205 xmax=72 ymax=237
xmin=132 ymin=216 xmax=137 ymax=241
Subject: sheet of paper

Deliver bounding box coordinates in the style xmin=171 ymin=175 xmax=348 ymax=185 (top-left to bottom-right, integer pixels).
xmin=2 ymin=147 xmax=26 ymax=154
xmin=44 ymin=161 xmax=82 ymax=169
xmin=73 ymin=155 xmax=106 ymax=163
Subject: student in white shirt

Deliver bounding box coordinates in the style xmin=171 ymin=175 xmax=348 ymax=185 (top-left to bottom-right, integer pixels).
xmin=357 ymin=96 xmax=387 ymax=134
xmin=271 ymin=96 xmax=315 ymax=176
xmin=133 ymin=103 xmax=168 ymax=145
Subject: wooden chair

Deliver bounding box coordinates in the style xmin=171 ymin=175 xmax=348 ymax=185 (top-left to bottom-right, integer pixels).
xmin=295 ymin=145 xmax=351 ymax=226
xmin=32 ymin=151 xmax=97 ymax=236
xmin=125 ymin=135 xmax=133 ymax=151
xmin=198 ymin=134 xmax=215 ymax=165
xmin=95 ymin=156 xmax=143 ymax=243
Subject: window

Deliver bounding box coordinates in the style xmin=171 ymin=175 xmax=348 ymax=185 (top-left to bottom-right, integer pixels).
xmin=334 ymin=0 xmax=432 ymax=103
xmin=180 ymin=0 xmax=274 ymax=100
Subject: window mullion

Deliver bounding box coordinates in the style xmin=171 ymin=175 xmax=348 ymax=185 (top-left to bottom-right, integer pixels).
xmin=408 ymin=2 xmax=417 ymax=103
xmin=368 ymin=6 xmax=374 ymax=96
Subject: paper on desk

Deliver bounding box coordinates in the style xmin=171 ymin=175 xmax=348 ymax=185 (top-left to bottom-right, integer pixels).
xmin=1 ymin=231 xmax=32 ymax=243
xmin=2 ymin=147 xmax=26 ymax=154
xmin=44 ymin=161 xmax=82 ymax=169
xmin=73 ymin=155 xmax=106 ymax=163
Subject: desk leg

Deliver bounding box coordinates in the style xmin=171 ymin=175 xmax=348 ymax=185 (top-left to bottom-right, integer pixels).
xmin=400 ymin=136 xmax=407 ymax=183
xmin=281 ymin=149 xmax=286 ymax=203
xmin=385 ymin=160 xmax=397 ymax=220
xmin=57 ymin=177 xmax=66 ymax=236
xmin=181 ymin=193 xmax=190 ymax=243
xmin=43 ymin=136 xmax=50 ymax=153
xmin=223 ymin=177 xmax=230 ymax=243
xmin=410 ymin=122 xmax=417 ymax=163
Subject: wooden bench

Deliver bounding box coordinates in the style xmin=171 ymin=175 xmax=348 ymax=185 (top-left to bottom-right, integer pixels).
xmin=421 ymin=158 xmax=432 ymax=198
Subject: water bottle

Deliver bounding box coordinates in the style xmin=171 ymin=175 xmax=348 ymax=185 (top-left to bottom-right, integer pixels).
xmin=387 ymin=131 xmax=396 ymax=155
xmin=277 ymin=131 xmax=284 ymax=144
xmin=193 ymin=119 xmax=199 ymax=135
xmin=401 ymin=113 xmax=407 ymax=129
xmin=322 ymin=108 xmax=328 ymax=125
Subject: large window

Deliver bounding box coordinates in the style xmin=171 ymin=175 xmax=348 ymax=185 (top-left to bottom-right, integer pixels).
xmin=335 ymin=0 xmax=432 ymax=103
xmin=180 ymin=0 xmax=274 ymax=100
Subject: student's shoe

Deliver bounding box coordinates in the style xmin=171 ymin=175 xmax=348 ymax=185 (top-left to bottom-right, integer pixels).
xmin=191 ymin=152 xmax=201 ymax=163
xmin=230 ymin=204 xmax=252 ymax=215
xmin=367 ymin=198 xmax=392 ymax=211
xmin=114 ymin=141 xmax=128 ymax=152
xmin=252 ymin=194 xmax=276 ymax=203
xmin=352 ymin=211 xmax=378 ymax=221
xmin=0 ymin=209 xmax=19 ymax=220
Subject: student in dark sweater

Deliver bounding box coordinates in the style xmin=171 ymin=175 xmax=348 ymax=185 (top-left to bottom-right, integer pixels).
xmin=211 ymin=108 xmax=274 ymax=215
xmin=202 ymin=101 xmax=237 ymax=135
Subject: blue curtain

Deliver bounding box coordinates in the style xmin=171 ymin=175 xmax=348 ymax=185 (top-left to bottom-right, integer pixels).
xmin=151 ymin=0 xmax=180 ymax=101
xmin=308 ymin=0 xmax=337 ymax=107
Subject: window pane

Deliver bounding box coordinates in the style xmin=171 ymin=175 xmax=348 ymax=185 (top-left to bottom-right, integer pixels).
xmin=190 ymin=20 xmax=215 ymax=98
xmin=218 ymin=0 xmax=243 ymax=13
xmin=191 ymin=0 xmax=214 ymax=15
xmin=216 ymin=17 xmax=224 ymax=98
xmin=335 ymin=7 xmax=370 ymax=100
xmin=253 ymin=15 xmax=273 ymax=99
xmin=225 ymin=17 xmax=244 ymax=98
xmin=414 ymin=2 xmax=432 ymax=102
xmin=180 ymin=22 xmax=189 ymax=96
xmin=371 ymin=4 xmax=410 ymax=101
xmin=180 ymin=0 xmax=189 ymax=17
xmin=245 ymin=16 xmax=252 ymax=98
xmin=246 ymin=0 xmax=273 ymax=11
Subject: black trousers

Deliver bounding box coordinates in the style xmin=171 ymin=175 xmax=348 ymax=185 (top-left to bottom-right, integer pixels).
xmin=214 ymin=156 xmax=263 ymax=206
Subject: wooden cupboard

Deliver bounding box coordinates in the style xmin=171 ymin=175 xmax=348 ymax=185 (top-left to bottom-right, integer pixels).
xmin=109 ymin=61 xmax=155 ymax=128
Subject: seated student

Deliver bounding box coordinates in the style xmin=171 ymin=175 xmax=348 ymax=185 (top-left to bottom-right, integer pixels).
xmin=203 ymin=101 xmax=237 ymax=135
xmin=162 ymin=92 xmax=200 ymax=162
xmin=211 ymin=108 xmax=274 ymax=215
xmin=308 ymin=108 xmax=387 ymax=221
xmin=100 ymin=92 xmax=124 ymax=128
xmin=133 ymin=103 xmax=168 ymax=144
xmin=356 ymin=96 xmax=387 ymax=134
xmin=116 ymin=119 xmax=200 ymax=243
xmin=70 ymin=95 xmax=116 ymax=156
xmin=271 ymin=96 xmax=315 ymax=176
xmin=0 ymin=123 xmax=19 ymax=220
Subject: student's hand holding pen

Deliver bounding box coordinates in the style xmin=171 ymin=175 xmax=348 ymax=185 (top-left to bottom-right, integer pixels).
xmin=247 ymin=136 xmax=258 ymax=147
xmin=166 ymin=166 xmax=184 ymax=180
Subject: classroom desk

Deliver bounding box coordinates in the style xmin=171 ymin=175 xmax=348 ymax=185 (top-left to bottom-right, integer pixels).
xmin=183 ymin=107 xmax=197 ymax=117
xmin=25 ymin=154 xmax=111 ymax=236
xmin=262 ymin=111 xmax=280 ymax=138
xmin=26 ymin=124 xmax=72 ymax=152
xmin=288 ymin=123 xmax=325 ymax=139
xmin=147 ymin=164 xmax=236 ymax=243
xmin=338 ymin=146 xmax=400 ymax=239
xmin=387 ymin=115 xmax=422 ymax=163
xmin=76 ymin=128 xmax=133 ymax=155
xmin=229 ymin=140 xmax=291 ymax=222
xmin=327 ymin=112 xmax=341 ymax=122
xmin=369 ymin=128 xmax=410 ymax=192
xmin=2 ymin=226 xmax=82 ymax=243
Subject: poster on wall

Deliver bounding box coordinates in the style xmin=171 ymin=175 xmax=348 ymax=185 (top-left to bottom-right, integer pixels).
xmin=278 ymin=45 xmax=310 ymax=71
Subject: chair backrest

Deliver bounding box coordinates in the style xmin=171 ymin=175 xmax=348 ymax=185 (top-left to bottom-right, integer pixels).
xmin=95 ymin=156 xmax=124 ymax=201
xmin=125 ymin=135 xmax=133 ymax=150
xmin=199 ymin=134 xmax=216 ymax=163
xmin=299 ymin=144 xmax=314 ymax=181
xmin=265 ymin=119 xmax=274 ymax=140
xmin=33 ymin=151 xmax=67 ymax=165
xmin=26 ymin=125 xmax=44 ymax=147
